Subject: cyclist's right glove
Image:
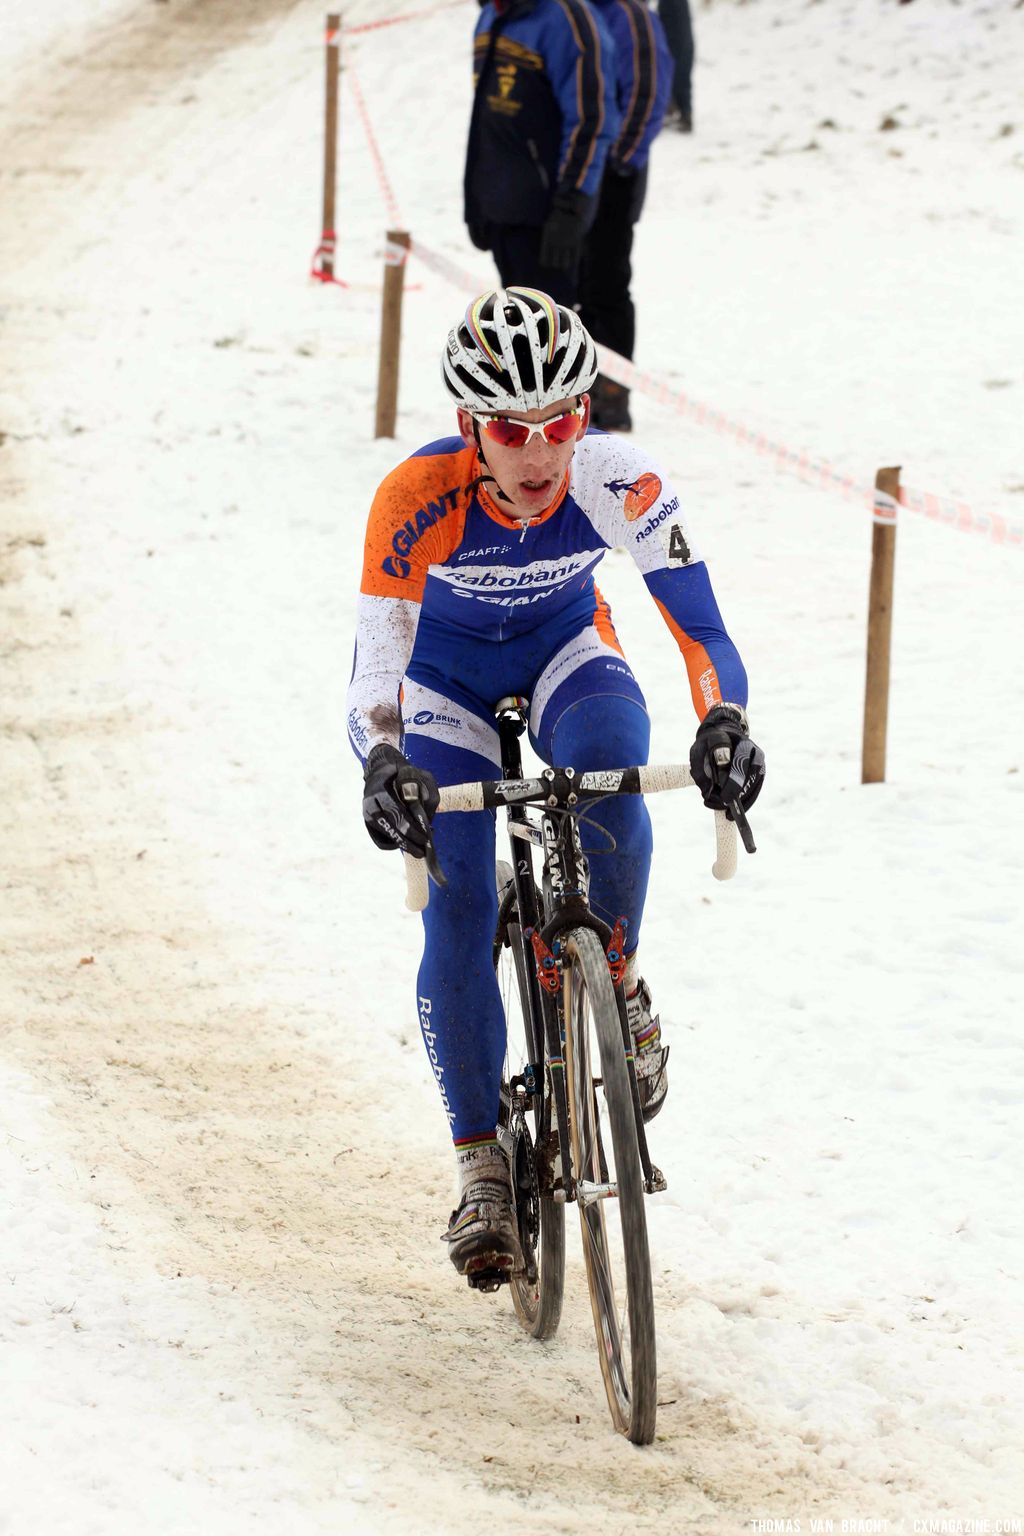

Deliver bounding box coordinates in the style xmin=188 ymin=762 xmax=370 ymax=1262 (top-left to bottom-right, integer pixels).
xmin=689 ymin=704 xmax=765 ymax=814
xmin=539 ymin=189 xmax=587 ymax=272
xmin=362 ymin=744 xmax=440 ymax=858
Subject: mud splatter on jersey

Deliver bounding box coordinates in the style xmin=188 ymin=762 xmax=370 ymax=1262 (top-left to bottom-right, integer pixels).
xmin=347 ymin=430 xmax=746 ymax=756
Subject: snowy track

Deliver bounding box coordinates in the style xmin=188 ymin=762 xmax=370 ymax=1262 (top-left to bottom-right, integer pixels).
xmin=2 ymin=1 xmax=1022 ymax=1531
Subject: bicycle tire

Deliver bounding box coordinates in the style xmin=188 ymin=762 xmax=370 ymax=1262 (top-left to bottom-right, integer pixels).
xmin=495 ymin=862 xmax=565 ymax=1340
xmin=563 ymin=926 xmax=657 ymax=1444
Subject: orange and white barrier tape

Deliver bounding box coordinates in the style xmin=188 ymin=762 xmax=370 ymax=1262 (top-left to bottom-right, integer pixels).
xmin=310 ymin=229 xmax=350 ymax=287
xmin=592 ymin=343 xmax=1022 ymax=549
xmin=347 ymin=63 xmax=403 ymax=229
xmin=407 ymin=239 xmax=481 ymax=293
xmin=331 ymin=23 xmax=1021 ymax=552
xmin=402 ymin=235 xmax=1021 ymax=552
xmin=346 ymin=0 xmax=470 ymax=38
xmin=896 ymin=483 xmax=1017 ymax=545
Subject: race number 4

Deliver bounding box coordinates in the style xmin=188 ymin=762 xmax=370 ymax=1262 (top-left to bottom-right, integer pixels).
xmin=668 ymin=524 xmax=692 ymax=563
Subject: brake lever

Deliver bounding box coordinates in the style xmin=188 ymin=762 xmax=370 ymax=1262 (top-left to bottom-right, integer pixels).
xmin=725 ymin=795 xmax=757 ymax=855
xmin=423 ymin=837 xmax=448 ymax=890
xmin=711 ymin=741 xmax=757 ymax=856
xmin=400 ymin=779 xmax=448 ymax=888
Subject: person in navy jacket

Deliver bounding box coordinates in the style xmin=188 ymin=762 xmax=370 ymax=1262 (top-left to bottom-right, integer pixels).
xmin=464 ymin=0 xmax=620 ymax=306
xmin=580 ymin=0 xmax=673 ymax=431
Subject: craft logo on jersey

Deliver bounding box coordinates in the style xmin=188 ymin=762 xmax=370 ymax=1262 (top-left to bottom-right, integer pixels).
xmin=605 ymin=472 xmax=663 ymax=522
xmin=381 ymin=486 xmax=459 ymax=579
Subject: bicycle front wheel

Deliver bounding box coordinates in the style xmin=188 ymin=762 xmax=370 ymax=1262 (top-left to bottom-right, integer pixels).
xmin=495 ymin=863 xmax=565 ymax=1340
xmin=563 ymin=926 xmax=657 ymax=1444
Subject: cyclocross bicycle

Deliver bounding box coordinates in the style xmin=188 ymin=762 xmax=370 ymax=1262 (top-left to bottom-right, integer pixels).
xmin=405 ymin=696 xmax=753 ymax=1445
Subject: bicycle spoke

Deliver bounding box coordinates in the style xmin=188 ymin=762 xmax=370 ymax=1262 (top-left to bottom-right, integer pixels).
xmin=494 ymin=861 xmax=565 ymax=1340
xmin=564 ymin=927 xmax=657 ymax=1443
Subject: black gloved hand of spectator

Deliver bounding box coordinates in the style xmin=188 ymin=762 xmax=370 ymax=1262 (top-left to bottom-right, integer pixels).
xmin=362 ymin=744 xmax=440 ymax=858
xmin=467 ymin=220 xmax=491 ymax=252
xmin=689 ymin=704 xmax=765 ymax=814
xmin=539 ymin=189 xmax=587 ymax=272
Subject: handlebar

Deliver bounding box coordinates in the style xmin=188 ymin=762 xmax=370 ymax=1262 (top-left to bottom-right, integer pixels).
xmin=403 ymin=763 xmax=744 ymax=913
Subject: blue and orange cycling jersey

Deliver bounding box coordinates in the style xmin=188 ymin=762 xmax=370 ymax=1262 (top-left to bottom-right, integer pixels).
xmin=346 ymin=429 xmax=746 ymax=761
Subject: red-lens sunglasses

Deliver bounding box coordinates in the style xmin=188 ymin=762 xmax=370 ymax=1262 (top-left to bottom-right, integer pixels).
xmin=471 ymin=400 xmax=586 ymax=450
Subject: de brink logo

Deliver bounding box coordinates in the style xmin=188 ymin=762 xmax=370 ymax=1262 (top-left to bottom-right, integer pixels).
xmin=605 ymin=472 xmax=663 ymax=522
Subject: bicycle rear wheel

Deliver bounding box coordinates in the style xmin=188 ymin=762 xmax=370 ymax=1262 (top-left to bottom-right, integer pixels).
xmin=495 ymin=863 xmax=565 ymax=1340
xmin=563 ymin=926 xmax=657 ymax=1444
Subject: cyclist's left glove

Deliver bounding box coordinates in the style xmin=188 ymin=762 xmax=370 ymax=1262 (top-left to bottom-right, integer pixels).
xmin=690 ymin=704 xmax=765 ymax=814
xmin=362 ymin=744 xmax=440 ymax=857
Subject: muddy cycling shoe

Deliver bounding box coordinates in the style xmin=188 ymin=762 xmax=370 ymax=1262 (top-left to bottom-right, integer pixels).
xmin=626 ymin=978 xmax=669 ymax=1122
xmin=442 ymin=1177 xmax=525 ymax=1287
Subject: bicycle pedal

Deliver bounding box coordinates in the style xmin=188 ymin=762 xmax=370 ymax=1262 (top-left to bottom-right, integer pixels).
xmin=466 ymin=1263 xmax=513 ymax=1294
xmin=645 ymin=1164 xmax=668 ymax=1195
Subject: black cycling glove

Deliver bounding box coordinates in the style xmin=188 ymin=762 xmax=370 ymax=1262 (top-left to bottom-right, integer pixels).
xmin=539 ymin=189 xmax=587 ymax=272
xmin=362 ymin=744 xmax=440 ymax=858
xmin=690 ymin=704 xmax=765 ymax=814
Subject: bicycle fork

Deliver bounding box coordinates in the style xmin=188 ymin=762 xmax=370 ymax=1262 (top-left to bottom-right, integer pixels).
xmin=529 ymin=913 xmax=666 ymax=1203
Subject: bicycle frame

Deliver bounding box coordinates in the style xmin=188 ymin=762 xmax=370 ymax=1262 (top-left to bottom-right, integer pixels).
xmin=493 ymin=699 xmax=662 ymax=1203
xmin=402 ymin=697 xmax=742 ymax=1186
xmin=493 ymin=703 xmax=573 ymax=1207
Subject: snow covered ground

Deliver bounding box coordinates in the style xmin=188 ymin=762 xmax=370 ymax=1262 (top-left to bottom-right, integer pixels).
xmin=2 ymin=0 xmax=1022 ymax=1530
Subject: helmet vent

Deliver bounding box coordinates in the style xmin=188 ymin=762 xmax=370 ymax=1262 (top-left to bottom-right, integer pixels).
xmin=441 ymin=286 xmax=597 ymax=414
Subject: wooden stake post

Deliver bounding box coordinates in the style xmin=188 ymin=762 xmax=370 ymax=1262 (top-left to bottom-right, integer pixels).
xmin=375 ymin=230 xmax=411 ymax=438
xmin=862 ymin=466 xmax=900 ymax=784
xmin=319 ymin=14 xmax=341 ymax=279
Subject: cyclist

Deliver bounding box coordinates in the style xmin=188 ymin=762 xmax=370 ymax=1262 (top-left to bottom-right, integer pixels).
xmin=348 ymin=287 xmax=764 ymax=1284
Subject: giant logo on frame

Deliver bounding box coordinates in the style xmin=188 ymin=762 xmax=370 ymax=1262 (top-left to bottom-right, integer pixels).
xmin=604 ymin=472 xmax=663 ymax=521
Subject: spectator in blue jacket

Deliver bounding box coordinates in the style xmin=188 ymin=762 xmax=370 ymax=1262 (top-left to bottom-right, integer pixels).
xmin=464 ymin=0 xmax=620 ymax=307
xmin=579 ymin=0 xmax=673 ymax=431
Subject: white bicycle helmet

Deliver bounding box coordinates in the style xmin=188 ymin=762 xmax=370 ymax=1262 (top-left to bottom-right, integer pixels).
xmin=442 ymin=286 xmax=598 ymax=413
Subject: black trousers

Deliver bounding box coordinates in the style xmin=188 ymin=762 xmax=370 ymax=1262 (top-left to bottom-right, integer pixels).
xmin=488 ymin=224 xmax=582 ymax=309
xmin=658 ymin=0 xmax=694 ymax=117
xmin=578 ymin=165 xmax=648 ymax=363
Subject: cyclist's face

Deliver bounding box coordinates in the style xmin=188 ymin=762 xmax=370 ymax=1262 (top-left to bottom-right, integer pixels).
xmin=458 ymin=394 xmax=590 ymax=520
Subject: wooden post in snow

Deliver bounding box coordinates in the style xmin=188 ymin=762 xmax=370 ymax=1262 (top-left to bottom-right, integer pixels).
xmin=862 ymin=465 xmax=900 ymax=784
xmin=375 ymin=231 xmax=411 ymax=438
xmin=319 ymin=13 xmax=341 ymax=279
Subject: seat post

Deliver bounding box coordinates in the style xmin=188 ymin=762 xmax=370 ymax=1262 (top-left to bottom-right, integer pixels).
xmin=495 ymin=696 xmax=529 ymax=778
